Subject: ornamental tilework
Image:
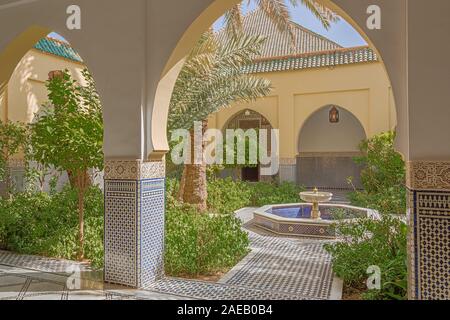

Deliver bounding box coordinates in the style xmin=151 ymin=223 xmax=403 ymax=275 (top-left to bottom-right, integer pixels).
xmin=407 ymin=161 xmax=450 ymax=300
xmin=138 ymin=179 xmax=165 ymax=288
xmin=104 ymin=160 xmax=166 ymax=289
xmin=104 ymin=181 xmax=138 ymax=287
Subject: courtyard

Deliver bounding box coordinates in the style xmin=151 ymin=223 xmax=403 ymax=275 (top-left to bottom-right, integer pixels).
xmin=0 ymin=0 xmax=449 ymax=303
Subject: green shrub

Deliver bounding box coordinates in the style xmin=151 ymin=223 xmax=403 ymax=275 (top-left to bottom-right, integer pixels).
xmin=168 ymin=177 xmax=303 ymax=215
xmin=324 ymin=215 xmax=408 ymax=300
xmin=249 ymin=181 xmax=304 ymax=207
xmin=207 ymin=178 xmax=253 ymax=214
xmin=349 ymin=131 xmax=406 ymax=215
xmin=165 ymin=203 xmax=249 ymax=277
xmin=0 ymin=186 xmax=104 ymax=269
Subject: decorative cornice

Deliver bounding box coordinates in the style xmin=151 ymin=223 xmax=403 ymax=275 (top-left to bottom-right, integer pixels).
xmin=407 ymin=161 xmax=450 ymax=191
xmin=104 ymin=160 xmax=165 ymax=180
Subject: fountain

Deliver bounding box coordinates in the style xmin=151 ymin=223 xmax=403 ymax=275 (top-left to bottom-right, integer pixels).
xmin=299 ymin=188 xmax=333 ymax=219
xmin=252 ymin=187 xmax=379 ymax=239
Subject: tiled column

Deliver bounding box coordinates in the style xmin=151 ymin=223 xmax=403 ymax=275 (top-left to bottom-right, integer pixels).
xmin=103 ymin=160 xmax=166 ymax=288
xmin=279 ymin=158 xmax=297 ymax=183
xmin=407 ymin=161 xmax=450 ymax=300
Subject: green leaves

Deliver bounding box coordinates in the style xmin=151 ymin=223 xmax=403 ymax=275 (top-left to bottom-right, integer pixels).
xmin=349 ymin=131 xmax=406 ymax=215
xmin=28 ymin=69 xmax=104 ymax=174
xmin=0 ymin=120 xmax=28 ymax=182
xmin=225 ymin=0 xmax=339 ymax=39
xmin=169 ymin=33 xmax=272 ymax=131
xmin=325 ymin=214 xmax=408 ymax=300
xmin=0 ymin=187 xmax=104 ymax=269
xmin=165 ymin=204 xmax=249 ymax=277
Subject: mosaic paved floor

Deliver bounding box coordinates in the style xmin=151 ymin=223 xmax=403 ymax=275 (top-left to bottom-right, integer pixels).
xmin=0 ymin=209 xmax=341 ymax=300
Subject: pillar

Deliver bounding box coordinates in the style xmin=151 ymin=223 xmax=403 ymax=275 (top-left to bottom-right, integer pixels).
xmin=103 ymin=160 xmax=166 ymax=288
xmin=406 ymin=162 xmax=450 ymax=300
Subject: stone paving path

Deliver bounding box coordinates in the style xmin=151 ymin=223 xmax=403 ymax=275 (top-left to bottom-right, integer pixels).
xmin=0 ymin=208 xmax=341 ymax=300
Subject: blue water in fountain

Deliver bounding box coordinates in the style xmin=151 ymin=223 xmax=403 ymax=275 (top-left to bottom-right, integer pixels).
xmin=267 ymin=205 xmax=340 ymax=220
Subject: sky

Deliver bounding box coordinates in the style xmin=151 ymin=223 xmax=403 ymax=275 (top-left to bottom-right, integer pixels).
xmin=49 ymin=0 xmax=366 ymax=48
xmin=213 ymin=1 xmax=366 ymax=48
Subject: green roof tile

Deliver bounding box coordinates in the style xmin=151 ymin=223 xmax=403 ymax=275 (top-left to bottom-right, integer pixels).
xmin=34 ymin=38 xmax=83 ymax=63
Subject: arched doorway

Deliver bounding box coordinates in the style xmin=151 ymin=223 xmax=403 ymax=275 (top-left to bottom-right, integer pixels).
xmin=222 ymin=109 xmax=274 ymax=182
xmin=297 ymin=105 xmax=367 ymax=190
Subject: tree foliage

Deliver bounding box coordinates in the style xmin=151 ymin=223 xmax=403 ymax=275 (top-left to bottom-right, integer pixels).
xmin=0 ymin=121 xmax=27 ymax=193
xmin=28 ymin=69 xmax=103 ymax=259
xmin=29 ymin=69 xmax=103 ymax=174
xmin=224 ymin=0 xmax=339 ymax=39
xmin=348 ymin=132 xmax=406 ymax=215
xmin=169 ymin=32 xmax=272 ymax=131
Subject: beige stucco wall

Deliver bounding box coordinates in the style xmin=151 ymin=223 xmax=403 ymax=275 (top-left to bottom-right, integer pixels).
xmin=208 ymin=60 xmax=396 ymax=159
xmin=298 ymin=107 xmax=367 ymax=153
xmin=6 ymin=49 xmax=85 ymax=124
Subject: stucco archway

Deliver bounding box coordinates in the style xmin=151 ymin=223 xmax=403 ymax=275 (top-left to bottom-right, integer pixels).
xmin=297 ymin=105 xmax=367 ymax=189
xmin=221 ymin=109 xmax=275 ymax=182
xmin=151 ymin=0 xmax=404 ymax=160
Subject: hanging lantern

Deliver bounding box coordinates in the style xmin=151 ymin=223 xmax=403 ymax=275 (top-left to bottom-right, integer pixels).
xmin=329 ymin=106 xmax=340 ymax=123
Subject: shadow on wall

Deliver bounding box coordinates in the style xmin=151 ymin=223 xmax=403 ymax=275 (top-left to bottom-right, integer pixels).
xmin=297 ymin=105 xmax=366 ymax=190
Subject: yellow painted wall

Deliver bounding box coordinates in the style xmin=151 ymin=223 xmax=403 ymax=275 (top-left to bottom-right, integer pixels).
xmin=208 ymin=61 xmax=396 ymax=159
xmin=6 ymin=49 xmax=85 ymax=124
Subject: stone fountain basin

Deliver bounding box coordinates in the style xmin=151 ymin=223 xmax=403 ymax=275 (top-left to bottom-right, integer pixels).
xmin=299 ymin=191 xmax=333 ymax=203
xmin=253 ymin=203 xmax=380 ymax=239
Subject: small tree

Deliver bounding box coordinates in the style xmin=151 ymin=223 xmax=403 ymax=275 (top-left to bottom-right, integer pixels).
xmin=29 ymin=69 xmax=103 ymax=260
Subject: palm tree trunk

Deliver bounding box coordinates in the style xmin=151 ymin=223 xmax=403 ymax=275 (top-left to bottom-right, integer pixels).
xmin=178 ymin=120 xmax=208 ymax=212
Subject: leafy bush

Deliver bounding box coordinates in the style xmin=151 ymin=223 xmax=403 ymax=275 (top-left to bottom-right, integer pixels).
xmin=167 ymin=177 xmax=304 ymax=215
xmin=349 ymin=132 xmax=406 ymax=214
xmin=165 ymin=203 xmax=249 ymax=277
xmin=249 ymin=181 xmax=304 ymax=207
xmin=207 ymin=178 xmax=253 ymax=214
xmin=0 ymin=186 xmax=104 ymax=269
xmin=325 ymin=215 xmax=408 ymax=300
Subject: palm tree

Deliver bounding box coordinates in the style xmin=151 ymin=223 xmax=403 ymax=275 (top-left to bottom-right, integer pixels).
xmin=224 ymin=0 xmax=339 ymax=40
xmin=169 ymin=32 xmax=272 ymax=211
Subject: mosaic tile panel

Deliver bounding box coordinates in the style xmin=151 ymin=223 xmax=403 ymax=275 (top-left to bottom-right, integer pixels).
xmin=104 ymin=180 xmax=138 ymax=287
xmin=0 ymin=250 xmax=91 ymax=274
xmin=410 ymin=190 xmax=450 ymax=300
xmin=138 ymin=179 xmax=165 ymax=288
xmin=407 ymin=161 xmax=450 ymax=300
xmin=145 ymin=278 xmax=316 ymax=300
xmin=104 ymin=160 xmax=166 ymax=289
xmin=224 ymin=233 xmax=334 ymax=300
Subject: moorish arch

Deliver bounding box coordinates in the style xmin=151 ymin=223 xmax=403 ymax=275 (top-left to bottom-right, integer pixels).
xmin=0 ymin=0 xmax=449 ymax=300
xmin=297 ymin=105 xmax=367 ymax=190
xmin=221 ymin=109 xmax=275 ymax=183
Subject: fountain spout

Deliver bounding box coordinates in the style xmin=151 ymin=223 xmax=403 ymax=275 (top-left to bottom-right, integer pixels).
xmin=299 ymin=188 xmax=333 ymax=220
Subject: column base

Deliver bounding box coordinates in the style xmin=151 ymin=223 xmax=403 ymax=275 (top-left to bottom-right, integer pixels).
xmin=104 ymin=160 xmax=165 ymax=288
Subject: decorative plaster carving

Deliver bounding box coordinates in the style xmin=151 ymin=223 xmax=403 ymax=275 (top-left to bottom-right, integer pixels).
xmin=104 ymin=160 xmax=165 ymax=180
xmin=407 ymin=161 xmax=450 ymax=191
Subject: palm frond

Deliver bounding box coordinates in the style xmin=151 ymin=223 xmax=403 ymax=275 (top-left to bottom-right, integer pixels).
xmin=224 ymin=4 xmax=243 ymax=38
xmin=169 ymin=34 xmax=272 ymax=131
